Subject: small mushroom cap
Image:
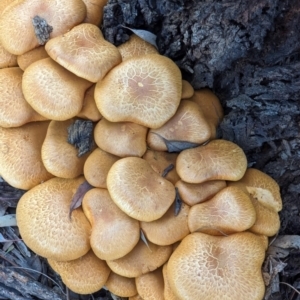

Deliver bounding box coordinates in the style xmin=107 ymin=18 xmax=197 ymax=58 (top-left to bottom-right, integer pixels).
xmin=181 ymin=80 xmax=194 ymax=99
xmin=147 ymin=100 xmax=211 ymax=151
xmin=143 ymin=150 xmax=180 ymax=185
xmin=162 ymin=263 xmax=179 ymax=300
xmin=22 ymin=57 xmax=92 ymax=120
xmin=175 ymin=180 xmax=227 ymax=206
xmin=16 ymin=177 xmax=91 ymax=261
xmin=94 ymin=54 xmax=182 ymax=129
xmin=237 ymin=168 xmax=282 ymax=212
xmin=0 ymin=121 xmax=53 ymax=190
xmin=107 ymin=157 xmax=176 ymax=222
xmin=167 ymin=232 xmax=266 ymax=300
xmin=141 ymin=202 xmax=190 ymax=246
xmin=188 ymin=186 xmax=256 ymax=235
xmin=129 ymin=294 xmax=144 ymax=300
xmin=117 ymin=34 xmax=158 ymax=61
xmin=176 ymin=139 xmax=248 ymax=183
xmin=82 ymin=188 xmax=140 ymax=260
xmin=94 ymin=119 xmax=148 ymax=157
xmin=41 ymin=119 xmax=91 ymax=179
xmin=105 ymin=272 xmax=137 ymax=298
xmin=77 ymin=85 xmax=102 ymax=121
xmin=0 ymin=0 xmax=87 ymax=55
xmin=48 ymin=250 xmax=110 ymax=295
xmin=17 ymin=46 xmax=49 ymax=71
xmin=189 ymin=89 xmax=224 ymax=138
xmin=106 ymin=239 xmax=172 ymax=278
xmin=84 ymin=148 xmax=119 ymax=188
xmin=81 ymin=0 xmax=108 ymax=26
xmin=45 ymin=23 xmax=122 ymax=82
xmin=0 ymin=67 xmax=47 ymax=127
xmin=135 ymin=267 xmax=165 ymax=300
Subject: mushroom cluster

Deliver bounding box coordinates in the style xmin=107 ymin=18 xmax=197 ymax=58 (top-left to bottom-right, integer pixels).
xmin=0 ymin=1 xmax=283 ymax=299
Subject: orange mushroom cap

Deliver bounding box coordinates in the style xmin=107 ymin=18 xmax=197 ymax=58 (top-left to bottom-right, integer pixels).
xmin=107 ymin=157 xmax=176 ymax=222
xmin=45 ymin=23 xmax=122 ymax=83
xmin=167 ymin=232 xmax=266 ymax=300
xmin=48 ymin=250 xmax=110 ymax=294
xmin=16 ymin=177 xmax=91 ymax=261
xmin=0 ymin=0 xmax=87 ymax=55
xmin=176 ymin=139 xmax=248 ymax=183
xmin=94 ymin=54 xmax=182 ymax=129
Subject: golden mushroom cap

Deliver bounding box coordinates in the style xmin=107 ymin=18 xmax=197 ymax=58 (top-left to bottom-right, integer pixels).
xmin=94 ymin=54 xmax=182 ymax=129
xmin=0 ymin=121 xmax=53 ymax=190
xmin=238 ymin=168 xmax=282 ymax=212
xmin=162 ymin=263 xmax=179 ymax=300
xmin=94 ymin=118 xmax=148 ymax=158
xmin=81 ymin=0 xmax=108 ymax=26
xmin=0 ymin=43 xmax=17 ymax=68
xmin=147 ymin=100 xmax=211 ymax=151
xmin=105 ymin=272 xmax=137 ymax=298
xmin=188 ymin=186 xmax=256 ymax=235
xmin=82 ymin=188 xmax=140 ymax=260
xmin=22 ymin=57 xmax=92 ymax=121
xmin=83 ymin=147 xmax=119 ymax=188
xmin=0 ymin=0 xmax=87 ymax=55
xmin=107 ymin=157 xmax=176 ymax=222
xmin=48 ymin=250 xmax=110 ymax=295
xmin=135 ymin=267 xmax=165 ymax=300
xmin=176 ymin=139 xmax=248 ymax=183
xmin=106 ymin=239 xmax=172 ymax=278
xmin=117 ymin=34 xmax=158 ymax=61
xmin=45 ymin=23 xmax=122 ymax=83
xmin=167 ymin=232 xmax=266 ymax=300
xmin=141 ymin=201 xmax=190 ymax=246
xmin=16 ymin=177 xmax=91 ymax=261
xmin=41 ymin=119 xmax=91 ymax=179
xmin=181 ymin=80 xmax=194 ymax=99
xmin=17 ymin=46 xmax=49 ymax=71
xmin=0 ymin=67 xmax=47 ymax=127
xmin=175 ymin=180 xmax=227 ymax=206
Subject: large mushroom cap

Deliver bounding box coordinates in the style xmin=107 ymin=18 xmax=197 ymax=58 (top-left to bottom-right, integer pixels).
xmin=82 ymin=188 xmax=140 ymax=260
xmin=0 ymin=121 xmax=53 ymax=190
xmin=45 ymin=23 xmax=122 ymax=83
xmin=167 ymin=232 xmax=266 ymax=300
xmin=0 ymin=0 xmax=87 ymax=55
xmin=22 ymin=57 xmax=92 ymax=121
xmin=16 ymin=176 xmax=91 ymax=261
xmin=176 ymin=139 xmax=248 ymax=183
xmin=107 ymin=157 xmax=176 ymax=222
xmin=48 ymin=250 xmax=110 ymax=295
xmin=94 ymin=54 xmax=182 ymax=129
xmin=188 ymin=186 xmax=256 ymax=235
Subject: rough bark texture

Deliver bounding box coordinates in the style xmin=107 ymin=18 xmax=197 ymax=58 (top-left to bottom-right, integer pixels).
xmin=103 ymin=0 xmax=300 ymax=298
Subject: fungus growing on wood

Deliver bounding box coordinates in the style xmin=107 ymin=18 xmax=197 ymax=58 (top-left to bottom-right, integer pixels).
xmin=82 ymin=188 xmax=140 ymax=260
xmin=0 ymin=121 xmax=53 ymax=190
xmin=188 ymin=186 xmax=256 ymax=235
xmin=41 ymin=119 xmax=92 ymax=179
xmin=0 ymin=0 xmax=87 ymax=55
xmin=83 ymin=148 xmax=119 ymax=188
xmin=48 ymin=250 xmax=110 ymax=294
xmin=147 ymin=100 xmax=211 ymax=151
xmin=167 ymin=232 xmax=266 ymax=300
xmin=94 ymin=118 xmax=148 ymax=157
xmin=0 ymin=67 xmax=47 ymax=127
xmin=16 ymin=176 xmax=91 ymax=261
xmin=45 ymin=23 xmax=122 ymax=82
xmin=176 ymin=139 xmax=248 ymax=183
xmin=106 ymin=239 xmax=172 ymax=278
xmin=105 ymin=272 xmax=137 ymax=298
xmin=94 ymin=54 xmax=182 ymax=129
xmin=107 ymin=157 xmax=176 ymax=222
xmin=22 ymin=58 xmax=93 ymax=120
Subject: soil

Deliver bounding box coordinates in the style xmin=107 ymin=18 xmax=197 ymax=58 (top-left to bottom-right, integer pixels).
xmin=0 ymin=0 xmax=299 ymax=299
